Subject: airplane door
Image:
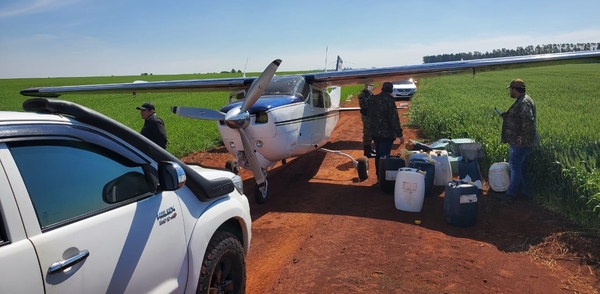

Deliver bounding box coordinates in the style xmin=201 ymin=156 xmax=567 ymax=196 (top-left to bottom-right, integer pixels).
xmin=309 ymin=89 xmax=328 ymax=145
xmin=3 ymin=135 xmax=188 ymax=294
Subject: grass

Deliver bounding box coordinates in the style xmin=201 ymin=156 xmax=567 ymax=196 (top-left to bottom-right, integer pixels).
xmin=408 ymin=64 xmax=600 ymax=230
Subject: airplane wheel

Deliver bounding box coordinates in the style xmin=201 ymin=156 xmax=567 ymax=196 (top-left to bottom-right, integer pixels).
xmin=225 ymin=159 xmax=239 ymax=174
xmin=357 ymin=156 xmax=369 ymax=181
xmin=254 ymin=182 xmax=268 ymax=205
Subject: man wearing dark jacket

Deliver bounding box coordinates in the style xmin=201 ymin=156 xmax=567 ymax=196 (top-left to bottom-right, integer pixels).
xmin=500 ymin=79 xmax=539 ymax=200
xmin=136 ymin=102 xmax=168 ymax=149
xmin=368 ymin=82 xmax=405 ymax=179
xmin=358 ymin=83 xmax=376 ymax=157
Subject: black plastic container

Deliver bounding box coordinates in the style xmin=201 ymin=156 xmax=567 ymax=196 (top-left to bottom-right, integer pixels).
xmin=378 ymin=155 xmax=406 ymax=194
xmin=444 ymin=180 xmax=480 ymax=227
xmin=458 ymin=159 xmax=482 ymax=183
xmin=409 ymin=158 xmax=435 ymax=197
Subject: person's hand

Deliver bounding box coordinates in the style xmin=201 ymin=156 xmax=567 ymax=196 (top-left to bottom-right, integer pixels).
xmin=517 ymin=136 xmax=523 ymax=145
xmin=398 ymin=136 xmax=405 ymax=145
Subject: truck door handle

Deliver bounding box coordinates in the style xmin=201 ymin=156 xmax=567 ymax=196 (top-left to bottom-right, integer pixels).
xmin=48 ymin=250 xmax=90 ymax=275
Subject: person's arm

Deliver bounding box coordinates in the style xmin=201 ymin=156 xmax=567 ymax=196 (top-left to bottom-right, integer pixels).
xmin=358 ymin=92 xmax=369 ymax=109
xmin=389 ymin=100 xmax=403 ymax=140
xmin=519 ymin=101 xmax=536 ymax=145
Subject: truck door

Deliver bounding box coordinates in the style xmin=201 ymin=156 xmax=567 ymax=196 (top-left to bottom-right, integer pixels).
xmin=2 ymin=126 xmax=188 ymax=294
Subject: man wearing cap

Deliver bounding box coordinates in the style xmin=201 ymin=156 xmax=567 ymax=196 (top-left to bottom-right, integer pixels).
xmin=358 ymin=83 xmax=376 ymax=158
xmin=368 ymin=82 xmax=405 ymax=180
xmin=136 ymin=102 xmax=168 ymax=149
xmin=499 ymin=79 xmax=539 ymax=200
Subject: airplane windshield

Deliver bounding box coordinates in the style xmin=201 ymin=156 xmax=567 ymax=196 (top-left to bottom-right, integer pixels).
xmin=263 ymin=75 xmax=308 ymax=98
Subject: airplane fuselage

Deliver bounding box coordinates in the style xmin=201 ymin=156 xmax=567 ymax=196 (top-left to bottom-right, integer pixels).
xmin=217 ymin=96 xmax=340 ymax=170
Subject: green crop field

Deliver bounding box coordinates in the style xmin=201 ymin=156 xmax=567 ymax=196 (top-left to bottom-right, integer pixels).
xmin=408 ymin=64 xmax=600 ymax=229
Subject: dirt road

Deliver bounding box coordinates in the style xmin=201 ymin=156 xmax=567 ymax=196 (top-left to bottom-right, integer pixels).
xmin=182 ymin=93 xmax=599 ymax=294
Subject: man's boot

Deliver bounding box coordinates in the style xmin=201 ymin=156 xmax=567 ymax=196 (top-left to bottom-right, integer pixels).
xmin=363 ymin=145 xmax=376 ymax=158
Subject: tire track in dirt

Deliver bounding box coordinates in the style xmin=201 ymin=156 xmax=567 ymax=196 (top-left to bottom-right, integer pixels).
xmin=244 ymin=111 xmax=362 ymax=293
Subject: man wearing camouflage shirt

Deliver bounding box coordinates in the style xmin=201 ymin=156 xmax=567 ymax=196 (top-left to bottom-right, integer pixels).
xmin=358 ymin=83 xmax=376 ymax=158
xmin=500 ymin=78 xmax=540 ymax=200
xmin=368 ymin=82 xmax=405 ymax=179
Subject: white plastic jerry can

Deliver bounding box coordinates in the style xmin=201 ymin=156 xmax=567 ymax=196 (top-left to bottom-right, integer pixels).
xmin=394 ymin=168 xmax=426 ymax=212
xmin=488 ymin=162 xmax=511 ymax=192
xmin=431 ymin=150 xmax=452 ymax=186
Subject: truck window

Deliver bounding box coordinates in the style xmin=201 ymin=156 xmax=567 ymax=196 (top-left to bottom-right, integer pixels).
xmin=8 ymin=139 xmax=155 ymax=230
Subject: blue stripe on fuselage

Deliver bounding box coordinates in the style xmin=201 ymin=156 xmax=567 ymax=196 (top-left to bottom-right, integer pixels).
xmin=220 ymin=95 xmax=304 ymax=114
xmin=274 ymin=110 xmax=339 ymax=126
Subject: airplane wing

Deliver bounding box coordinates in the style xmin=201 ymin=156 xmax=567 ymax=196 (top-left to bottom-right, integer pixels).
xmin=20 ymin=51 xmax=600 ymax=97
xmin=20 ymin=76 xmax=257 ymax=98
xmin=307 ymin=51 xmax=600 ymax=88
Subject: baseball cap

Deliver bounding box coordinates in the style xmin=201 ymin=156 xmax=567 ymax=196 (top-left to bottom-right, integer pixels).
xmin=506 ymin=79 xmax=526 ymax=89
xmin=136 ymin=102 xmax=155 ymax=110
xmin=382 ymin=82 xmax=394 ymax=93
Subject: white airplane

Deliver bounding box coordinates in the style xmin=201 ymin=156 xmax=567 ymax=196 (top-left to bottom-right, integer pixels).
xmin=21 ymin=51 xmax=600 ymax=204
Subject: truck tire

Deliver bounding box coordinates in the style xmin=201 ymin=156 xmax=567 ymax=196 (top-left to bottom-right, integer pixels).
xmin=197 ymin=231 xmax=246 ymax=294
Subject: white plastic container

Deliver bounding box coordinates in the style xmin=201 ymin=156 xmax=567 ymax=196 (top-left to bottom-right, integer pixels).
xmin=431 ymin=150 xmax=452 ymax=186
xmin=394 ymin=168 xmax=426 ymax=212
xmin=488 ymin=162 xmax=511 ymax=192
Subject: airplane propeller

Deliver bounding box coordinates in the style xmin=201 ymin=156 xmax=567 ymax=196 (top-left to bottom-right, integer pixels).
xmin=241 ymin=59 xmax=281 ymax=112
xmin=170 ymin=59 xmax=282 ymax=203
xmin=171 ymin=106 xmax=225 ymax=121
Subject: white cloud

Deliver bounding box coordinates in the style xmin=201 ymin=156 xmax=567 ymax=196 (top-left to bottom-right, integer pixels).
xmin=0 ymin=0 xmax=83 ymax=18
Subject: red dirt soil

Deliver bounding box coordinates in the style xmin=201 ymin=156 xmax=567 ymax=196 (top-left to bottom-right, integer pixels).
xmin=181 ymin=88 xmax=600 ymax=294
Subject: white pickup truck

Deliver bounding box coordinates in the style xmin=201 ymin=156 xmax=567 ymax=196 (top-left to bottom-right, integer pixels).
xmin=0 ymin=98 xmax=251 ymax=293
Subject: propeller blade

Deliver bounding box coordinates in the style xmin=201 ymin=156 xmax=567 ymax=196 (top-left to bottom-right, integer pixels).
xmin=171 ymin=106 xmax=225 ymax=121
xmin=241 ymin=59 xmax=281 ymax=112
xmin=238 ymin=128 xmax=266 ymax=185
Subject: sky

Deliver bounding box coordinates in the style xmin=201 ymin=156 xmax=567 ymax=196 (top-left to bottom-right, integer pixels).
xmin=1 ymin=0 xmax=599 ymax=78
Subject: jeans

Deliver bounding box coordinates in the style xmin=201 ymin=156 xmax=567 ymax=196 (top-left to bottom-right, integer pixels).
xmin=374 ymin=138 xmax=395 ymax=178
xmin=507 ymin=145 xmax=533 ymax=197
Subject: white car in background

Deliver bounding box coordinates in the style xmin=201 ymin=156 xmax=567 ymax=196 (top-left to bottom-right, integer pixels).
xmin=391 ymin=79 xmax=417 ymax=100
xmin=0 ymin=98 xmax=251 ymax=294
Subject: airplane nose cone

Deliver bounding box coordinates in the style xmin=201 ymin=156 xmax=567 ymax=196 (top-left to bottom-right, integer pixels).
xmin=225 ymin=107 xmax=250 ymax=129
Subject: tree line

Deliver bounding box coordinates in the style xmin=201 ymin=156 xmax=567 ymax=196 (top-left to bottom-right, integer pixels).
xmin=422 ymin=43 xmax=600 ymax=63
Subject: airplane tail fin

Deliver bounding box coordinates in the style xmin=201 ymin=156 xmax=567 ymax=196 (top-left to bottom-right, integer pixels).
xmin=335 ymin=55 xmax=343 ymax=71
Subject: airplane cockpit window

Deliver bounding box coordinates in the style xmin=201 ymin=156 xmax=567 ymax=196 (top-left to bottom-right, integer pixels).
xmin=312 ymin=89 xmax=326 ymax=108
xmin=309 ymin=87 xmax=331 ymax=108
xmin=262 ymin=75 xmax=307 ymax=99
xmin=322 ymin=91 xmax=331 ymax=108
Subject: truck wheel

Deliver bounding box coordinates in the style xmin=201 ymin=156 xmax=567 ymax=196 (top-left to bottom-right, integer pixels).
xmin=225 ymin=159 xmax=239 ymax=174
xmin=357 ymin=156 xmax=369 ymax=181
xmin=197 ymin=231 xmax=246 ymax=294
